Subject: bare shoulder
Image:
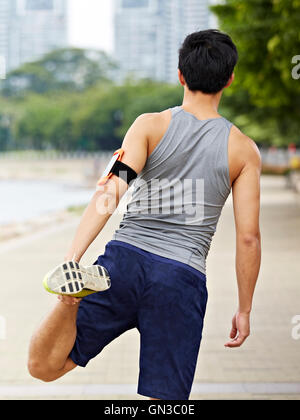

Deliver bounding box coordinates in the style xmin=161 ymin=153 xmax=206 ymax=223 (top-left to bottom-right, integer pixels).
xmin=134 ymin=110 xmax=171 ymax=134
xmin=228 ymin=125 xmax=262 ymax=184
xmin=131 ymin=110 xmax=172 ymax=158
xmin=122 ymin=110 xmax=171 ymax=158
xmin=123 ymin=112 xmax=163 ymax=143
xmin=229 ymin=125 xmax=261 ymax=166
xmin=136 ymin=109 xmax=171 ymax=122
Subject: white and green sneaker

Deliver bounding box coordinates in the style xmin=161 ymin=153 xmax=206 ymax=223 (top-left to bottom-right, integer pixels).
xmin=43 ymin=261 xmax=111 ymax=298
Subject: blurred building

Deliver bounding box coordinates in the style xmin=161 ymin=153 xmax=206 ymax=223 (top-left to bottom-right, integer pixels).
xmin=0 ymin=0 xmax=68 ymax=72
xmin=114 ymin=0 xmax=215 ymax=83
xmin=0 ymin=0 xmax=11 ymax=74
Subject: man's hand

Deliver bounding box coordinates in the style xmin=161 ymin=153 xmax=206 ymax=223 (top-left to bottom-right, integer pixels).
xmin=225 ymin=312 xmax=250 ymax=348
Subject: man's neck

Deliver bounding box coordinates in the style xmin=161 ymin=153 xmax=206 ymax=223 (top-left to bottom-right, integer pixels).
xmin=182 ymin=89 xmax=223 ymax=120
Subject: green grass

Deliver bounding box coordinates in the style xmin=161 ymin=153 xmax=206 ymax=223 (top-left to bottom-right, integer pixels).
xmin=67 ymin=204 xmax=87 ymax=215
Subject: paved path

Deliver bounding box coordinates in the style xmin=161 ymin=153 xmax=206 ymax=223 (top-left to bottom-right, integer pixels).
xmin=0 ymin=176 xmax=299 ymax=400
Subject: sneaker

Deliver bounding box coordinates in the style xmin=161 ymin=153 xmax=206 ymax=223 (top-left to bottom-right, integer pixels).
xmin=43 ymin=261 xmax=111 ymax=298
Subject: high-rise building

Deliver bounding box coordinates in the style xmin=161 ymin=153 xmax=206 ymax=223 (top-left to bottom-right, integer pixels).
xmin=0 ymin=0 xmax=68 ymax=73
xmin=0 ymin=0 xmax=11 ymax=75
xmin=114 ymin=0 xmax=160 ymax=81
xmin=114 ymin=0 xmax=214 ymax=83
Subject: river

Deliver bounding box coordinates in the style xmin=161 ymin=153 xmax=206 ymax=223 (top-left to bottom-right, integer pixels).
xmin=0 ymin=179 xmax=95 ymax=225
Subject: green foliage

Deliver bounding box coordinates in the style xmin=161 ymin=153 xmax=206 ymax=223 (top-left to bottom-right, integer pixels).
xmin=0 ymin=121 xmax=10 ymax=151
xmin=0 ymin=46 xmax=184 ymax=152
xmin=13 ymin=94 xmax=78 ymax=150
xmin=212 ymin=0 xmax=300 ymax=145
xmin=1 ymin=81 xmax=183 ymax=152
xmin=1 ymin=48 xmax=117 ymax=96
xmin=116 ymin=80 xmax=183 ymax=138
xmin=2 ymin=5 xmax=299 ymax=153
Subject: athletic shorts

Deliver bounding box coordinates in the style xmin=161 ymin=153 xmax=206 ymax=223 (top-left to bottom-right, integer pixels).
xmin=69 ymin=240 xmax=208 ymax=400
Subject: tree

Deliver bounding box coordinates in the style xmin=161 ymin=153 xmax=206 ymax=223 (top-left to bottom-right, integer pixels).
xmin=212 ymin=0 xmax=300 ymax=145
xmin=10 ymin=81 xmax=184 ymax=152
xmin=13 ymin=94 xmax=79 ymax=150
xmin=71 ymin=85 xmax=128 ymax=151
xmin=117 ymin=80 xmax=183 ymax=138
xmin=0 ymin=115 xmax=10 ymax=151
xmin=1 ymin=48 xmax=117 ymax=96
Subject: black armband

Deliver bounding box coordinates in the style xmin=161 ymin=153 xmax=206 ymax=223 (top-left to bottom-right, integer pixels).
xmin=97 ymin=149 xmax=138 ymax=187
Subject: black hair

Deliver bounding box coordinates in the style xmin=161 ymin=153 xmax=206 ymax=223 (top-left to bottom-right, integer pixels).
xmin=178 ymin=29 xmax=238 ymax=94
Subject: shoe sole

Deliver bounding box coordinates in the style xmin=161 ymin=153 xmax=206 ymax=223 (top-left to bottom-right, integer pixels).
xmin=43 ymin=261 xmax=111 ymax=298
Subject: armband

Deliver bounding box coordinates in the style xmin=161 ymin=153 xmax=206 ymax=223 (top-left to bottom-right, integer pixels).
xmin=97 ymin=149 xmax=138 ymax=187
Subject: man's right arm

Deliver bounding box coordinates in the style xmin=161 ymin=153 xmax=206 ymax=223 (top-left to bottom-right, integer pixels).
xmin=225 ymin=129 xmax=262 ymax=348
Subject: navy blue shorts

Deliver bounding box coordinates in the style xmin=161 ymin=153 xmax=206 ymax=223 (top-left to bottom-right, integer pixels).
xmin=70 ymin=240 xmax=208 ymax=400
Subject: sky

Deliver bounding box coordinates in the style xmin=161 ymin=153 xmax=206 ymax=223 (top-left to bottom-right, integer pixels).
xmin=68 ymin=0 xmax=114 ymax=53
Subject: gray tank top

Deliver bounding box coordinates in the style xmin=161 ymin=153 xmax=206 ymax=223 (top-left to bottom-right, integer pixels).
xmin=113 ymin=106 xmax=233 ymax=274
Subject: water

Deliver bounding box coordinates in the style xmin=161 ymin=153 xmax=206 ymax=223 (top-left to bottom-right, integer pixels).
xmin=0 ymin=180 xmax=95 ymax=225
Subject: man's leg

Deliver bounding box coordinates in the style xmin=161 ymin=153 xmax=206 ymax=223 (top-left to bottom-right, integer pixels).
xmin=28 ymin=243 xmax=144 ymax=384
xmin=28 ymin=297 xmax=79 ymax=382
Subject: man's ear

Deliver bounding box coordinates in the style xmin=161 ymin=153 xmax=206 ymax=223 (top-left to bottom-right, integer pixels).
xmin=178 ymin=69 xmax=186 ymax=86
xmin=225 ymin=73 xmax=235 ymax=89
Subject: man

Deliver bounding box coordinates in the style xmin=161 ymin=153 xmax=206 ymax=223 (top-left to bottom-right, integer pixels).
xmin=28 ymin=30 xmax=261 ymax=400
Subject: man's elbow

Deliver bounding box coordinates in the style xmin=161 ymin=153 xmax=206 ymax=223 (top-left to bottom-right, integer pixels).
xmin=238 ymin=232 xmax=261 ymax=248
xmin=92 ymin=189 xmax=120 ymax=216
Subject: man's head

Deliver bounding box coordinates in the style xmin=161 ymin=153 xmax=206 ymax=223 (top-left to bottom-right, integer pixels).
xmin=178 ymin=29 xmax=238 ymax=94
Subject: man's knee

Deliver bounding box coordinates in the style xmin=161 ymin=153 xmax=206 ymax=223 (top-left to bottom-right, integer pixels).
xmin=28 ymin=359 xmax=57 ymax=382
xmin=28 ymin=356 xmax=77 ymax=382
